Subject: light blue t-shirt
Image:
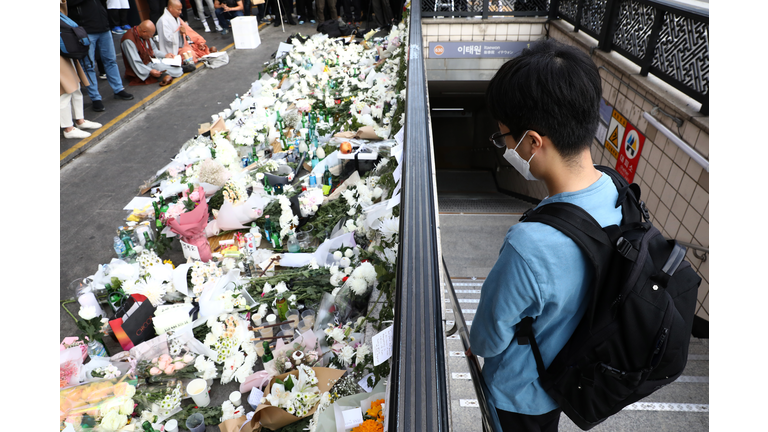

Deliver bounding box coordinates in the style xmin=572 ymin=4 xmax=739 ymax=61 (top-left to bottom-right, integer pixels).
xmin=469 ymin=173 xmax=622 ymax=415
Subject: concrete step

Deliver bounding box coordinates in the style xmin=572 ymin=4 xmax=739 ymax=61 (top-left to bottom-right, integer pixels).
xmin=442 ymin=279 xmax=709 ymax=432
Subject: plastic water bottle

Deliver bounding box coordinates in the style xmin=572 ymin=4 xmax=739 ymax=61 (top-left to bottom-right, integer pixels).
xmin=113 ymin=236 xmax=126 ymax=257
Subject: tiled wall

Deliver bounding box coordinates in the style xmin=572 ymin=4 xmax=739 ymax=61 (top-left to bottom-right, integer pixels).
xmin=550 ymin=21 xmax=710 ymax=322
xmin=421 ymin=18 xmax=547 ymax=58
xmin=420 ymin=18 xmax=709 ymax=322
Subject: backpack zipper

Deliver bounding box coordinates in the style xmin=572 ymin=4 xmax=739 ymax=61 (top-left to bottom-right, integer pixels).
xmin=653 ymin=328 xmax=669 ymax=356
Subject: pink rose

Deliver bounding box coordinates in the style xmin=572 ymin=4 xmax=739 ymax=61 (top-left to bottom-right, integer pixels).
xmin=183 ymin=353 xmax=195 ymax=364
xmin=150 ymin=367 xmax=162 ymax=376
xmin=174 ymin=362 xmax=186 ymax=371
xmin=164 ymin=365 xmax=176 ymax=375
xmin=190 ymin=191 xmax=200 ymax=202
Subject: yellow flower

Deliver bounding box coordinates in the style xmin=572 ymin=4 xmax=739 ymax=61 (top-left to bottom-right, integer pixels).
xmin=163 ymin=260 xmax=175 ymax=269
xmin=366 ymin=399 xmax=385 ymax=421
xmin=351 ymin=419 xmax=383 ymax=432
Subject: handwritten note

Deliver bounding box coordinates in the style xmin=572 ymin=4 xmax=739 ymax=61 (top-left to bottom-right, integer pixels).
xmin=372 ymin=325 xmax=394 ymax=366
xmin=342 ymin=408 xmax=364 ymax=429
xmin=180 ymin=240 xmax=201 ymax=260
xmin=358 ymin=373 xmax=375 ymax=393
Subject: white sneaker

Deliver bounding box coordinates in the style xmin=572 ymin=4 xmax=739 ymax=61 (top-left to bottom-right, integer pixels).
xmin=63 ymin=128 xmax=91 ymax=139
xmin=214 ymin=19 xmax=223 ymax=32
xmin=203 ymin=21 xmax=211 ymax=32
xmin=75 ymin=119 xmax=102 ymax=130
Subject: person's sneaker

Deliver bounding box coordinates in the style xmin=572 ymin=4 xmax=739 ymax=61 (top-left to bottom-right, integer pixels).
xmin=63 ymin=128 xmax=91 ymax=139
xmin=113 ymin=90 xmax=134 ymax=100
xmin=92 ymin=100 xmax=105 ymax=112
xmin=298 ymin=20 xmax=304 ymax=24
xmin=203 ymin=21 xmax=211 ymax=32
xmin=111 ymin=26 xmax=125 ymax=34
xmin=221 ymin=29 xmax=229 ymax=35
xmin=75 ymin=119 xmax=102 ymax=130
xmin=182 ymin=63 xmax=196 ymax=73
xmin=122 ymin=25 xmax=131 ymax=30
xmin=273 ymin=19 xmax=280 ymax=27
xmin=310 ymin=19 xmax=316 ymax=23
xmin=98 ymin=73 xmax=107 ymax=80
xmin=215 ymin=23 xmax=224 ymax=32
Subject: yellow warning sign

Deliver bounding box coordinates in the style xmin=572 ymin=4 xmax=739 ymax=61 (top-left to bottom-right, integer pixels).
xmin=608 ymin=126 xmax=620 ymax=148
xmin=604 ymin=109 xmax=625 ymax=159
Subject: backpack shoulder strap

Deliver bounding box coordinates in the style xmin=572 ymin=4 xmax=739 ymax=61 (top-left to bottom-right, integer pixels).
xmin=520 ymin=202 xmax=615 ymax=327
xmin=595 ymin=165 xmax=646 ymax=223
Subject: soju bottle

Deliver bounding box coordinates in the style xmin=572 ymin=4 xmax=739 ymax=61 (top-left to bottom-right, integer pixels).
xmin=143 ymin=232 xmax=155 ymax=250
xmin=263 ymin=175 xmax=273 ymax=194
xmin=262 ymin=341 xmax=274 ymax=363
xmin=276 ymin=296 xmax=289 ymax=321
xmin=271 ymin=231 xmax=281 ymax=249
xmin=153 ymin=202 xmax=163 ymax=229
xmin=142 ymin=421 xmax=157 ymax=432
xmin=264 ymin=215 xmax=272 ymax=240
xmin=322 ymin=164 xmax=332 ymax=196
xmin=119 ymin=228 xmax=137 ymax=258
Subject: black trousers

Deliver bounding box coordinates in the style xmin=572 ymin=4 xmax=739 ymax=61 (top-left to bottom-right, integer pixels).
xmin=485 ymin=408 xmax=562 ymax=432
xmin=108 ymin=8 xmax=129 ymax=27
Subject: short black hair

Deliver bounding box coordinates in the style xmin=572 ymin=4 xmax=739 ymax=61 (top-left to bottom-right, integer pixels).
xmin=486 ymin=39 xmax=602 ymax=160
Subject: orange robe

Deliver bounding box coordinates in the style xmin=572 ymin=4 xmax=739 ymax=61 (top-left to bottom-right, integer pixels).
xmin=180 ymin=20 xmax=211 ymax=63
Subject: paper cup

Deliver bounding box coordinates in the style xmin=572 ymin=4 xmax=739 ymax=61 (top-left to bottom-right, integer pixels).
xmin=230 ymin=391 xmax=242 ymax=406
xmin=163 ymin=419 xmax=178 ymax=432
xmin=287 ymin=309 xmax=300 ymax=328
xmin=186 ymin=378 xmax=210 ymax=407
xmin=261 ymin=326 xmax=274 ymax=338
xmin=185 ymin=412 xmax=205 ymax=432
xmin=266 ymin=314 xmax=277 ymax=325
xmin=301 ymin=309 xmax=315 ymax=327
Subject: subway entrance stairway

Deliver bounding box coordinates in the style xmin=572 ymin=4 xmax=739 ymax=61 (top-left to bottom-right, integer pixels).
xmin=436 ymin=170 xmax=709 ymax=432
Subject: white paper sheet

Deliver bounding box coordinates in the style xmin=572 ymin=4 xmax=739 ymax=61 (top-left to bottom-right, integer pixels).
xmin=372 ymin=325 xmax=394 ymax=366
xmin=123 ymin=197 xmax=154 ymax=211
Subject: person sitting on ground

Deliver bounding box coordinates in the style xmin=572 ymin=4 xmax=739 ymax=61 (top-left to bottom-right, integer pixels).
xmin=120 ymin=20 xmax=184 ymax=86
xmin=180 ymin=19 xmax=217 ymax=62
xmin=214 ymin=0 xmax=245 ymax=35
xmin=156 ymin=0 xmax=196 ymax=72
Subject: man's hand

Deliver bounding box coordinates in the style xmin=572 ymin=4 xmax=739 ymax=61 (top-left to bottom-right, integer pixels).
xmin=465 ymin=347 xmax=473 ymax=357
xmin=149 ymin=69 xmax=162 ymax=78
xmin=165 ymin=53 xmax=175 ymax=59
xmin=198 ymin=43 xmax=207 ymax=51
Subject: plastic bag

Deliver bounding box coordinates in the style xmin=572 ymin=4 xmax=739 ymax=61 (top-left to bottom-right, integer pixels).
xmin=60 ymin=379 xmax=138 ymax=429
xmin=79 ymin=355 xmax=133 ymax=383
xmin=61 ymin=346 xmax=85 ymax=388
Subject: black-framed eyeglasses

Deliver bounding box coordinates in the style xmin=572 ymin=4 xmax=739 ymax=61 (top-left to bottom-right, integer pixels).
xmin=488 ymin=130 xmax=546 ymax=149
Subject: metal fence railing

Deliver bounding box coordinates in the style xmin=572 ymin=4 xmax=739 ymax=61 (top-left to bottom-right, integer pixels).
xmin=421 ymin=0 xmax=709 ymax=114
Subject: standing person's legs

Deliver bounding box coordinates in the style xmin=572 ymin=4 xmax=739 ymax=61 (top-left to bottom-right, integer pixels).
xmin=94 ymin=31 xmax=132 ymax=98
xmin=494 ymin=408 xmax=562 ymax=432
xmin=148 ymin=0 xmax=164 ymax=23
xmin=60 ymin=92 xmax=75 ymax=129
xmin=83 ymin=34 xmax=103 ymax=104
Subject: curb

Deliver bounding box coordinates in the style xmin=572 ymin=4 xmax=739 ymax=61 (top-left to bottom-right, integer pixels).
xmin=61 ymin=22 xmax=269 ymax=168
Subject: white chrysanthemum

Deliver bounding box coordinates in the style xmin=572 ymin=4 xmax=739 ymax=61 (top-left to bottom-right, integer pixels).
xmin=339 ymin=345 xmax=355 ymax=366
xmin=349 ymin=278 xmax=368 ymax=296
xmin=356 ymin=344 xmax=370 ymax=364
xmin=333 ymin=251 xmax=343 ymax=261
xmin=339 ymin=257 xmax=351 ymax=268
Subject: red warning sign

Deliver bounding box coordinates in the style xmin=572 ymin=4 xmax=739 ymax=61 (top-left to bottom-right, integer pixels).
xmin=615 ymin=122 xmax=645 ymax=183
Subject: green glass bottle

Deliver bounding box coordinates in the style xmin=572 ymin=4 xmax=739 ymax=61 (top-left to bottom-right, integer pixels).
xmin=264 ymin=215 xmax=272 ymax=240
xmin=143 ymin=232 xmax=155 ymax=250
xmin=322 ymin=164 xmax=332 ymax=196
xmin=271 ymin=231 xmax=281 ymax=249
xmin=141 ymin=421 xmax=157 ymax=432
xmin=276 ymin=296 xmax=289 ymax=321
xmin=262 ymin=341 xmax=274 ymax=363
xmin=263 ymin=175 xmax=273 ymax=195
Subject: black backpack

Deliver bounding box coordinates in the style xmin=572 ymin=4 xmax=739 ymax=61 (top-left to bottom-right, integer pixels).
xmin=316 ymin=20 xmax=354 ymax=38
xmin=60 ymin=12 xmax=90 ymax=60
xmin=515 ymin=165 xmax=701 ymax=430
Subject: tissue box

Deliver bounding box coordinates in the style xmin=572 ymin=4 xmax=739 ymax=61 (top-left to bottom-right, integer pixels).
xmin=231 ymin=16 xmax=261 ymax=49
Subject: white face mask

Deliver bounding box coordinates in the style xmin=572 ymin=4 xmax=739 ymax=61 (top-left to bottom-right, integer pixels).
xmin=502 ymin=130 xmax=538 ymax=181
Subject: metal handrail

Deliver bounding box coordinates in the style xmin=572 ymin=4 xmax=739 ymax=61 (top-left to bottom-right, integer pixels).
xmin=677 ymin=241 xmax=708 ymax=262
xmin=441 ymin=257 xmax=503 ymax=432
xmin=388 ymin=0 xmax=450 ymax=430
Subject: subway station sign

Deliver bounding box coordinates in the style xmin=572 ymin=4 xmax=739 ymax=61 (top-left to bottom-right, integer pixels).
xmin=604 ymin=108 xmax=645 ymax=183
xmin=429 ymin=41 xmax=531 ymax=58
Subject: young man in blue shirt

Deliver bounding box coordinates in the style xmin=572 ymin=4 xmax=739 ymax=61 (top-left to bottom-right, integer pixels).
xmin=468 ymin=39 xmax=622 ymax=431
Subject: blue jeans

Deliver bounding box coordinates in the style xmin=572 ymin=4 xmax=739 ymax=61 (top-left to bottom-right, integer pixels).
xmin=82 ymin=31 xmax=125 ymax=102
xmin=215 ymin=9 xmax=244 ymax=30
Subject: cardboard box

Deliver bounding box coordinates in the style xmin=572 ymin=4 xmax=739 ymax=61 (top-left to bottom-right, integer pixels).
xmin=231 ymin=16 xmax=261 ymax=50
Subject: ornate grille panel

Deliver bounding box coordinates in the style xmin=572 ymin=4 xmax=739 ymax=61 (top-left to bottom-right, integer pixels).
xmin=422 ymin=0 xmax=483 ymax=13
xmin=559 ymin=0 xmax=579 ymax=21
xmin=612 ymin=0 xmax=656 ymax=60
xmin=580 ymin=0 xmax=607 ymax=36
xmin=652 ymin=14 xmax=709 ymax=95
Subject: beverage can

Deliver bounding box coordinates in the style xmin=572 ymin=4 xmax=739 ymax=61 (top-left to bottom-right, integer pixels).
xmin=244 ymin=233 xmax=257 ymax=256
xmin=242 ymin=157 xmax=250 ymax=168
